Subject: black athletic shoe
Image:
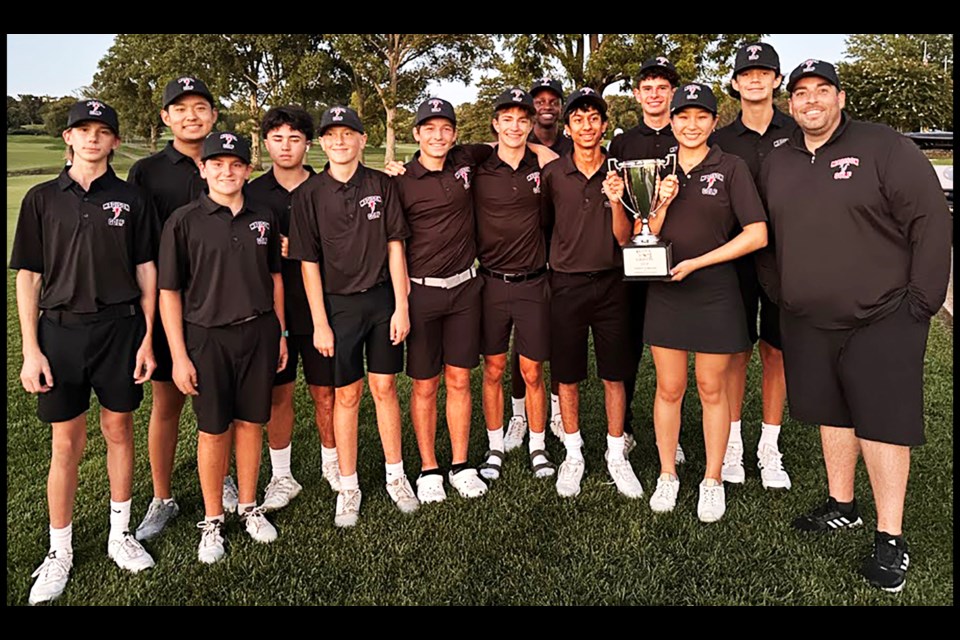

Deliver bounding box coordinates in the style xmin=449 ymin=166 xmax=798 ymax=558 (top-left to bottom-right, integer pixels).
xmin=860 ymin=531 xmax=909 ymax=593
xmin=791 ymin=497 xmax=863 ymax=532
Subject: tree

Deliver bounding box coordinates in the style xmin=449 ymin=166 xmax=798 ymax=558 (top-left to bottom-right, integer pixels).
xmin=329 ymin=34 xmax=493 ymax=162
xmin=17 ymin=94 xmax=48 ymax=124
xmin=8 ymin=96 xmax=28 ymax=131
xmin=40 ymin=97 xmax=76 ymax=137
xmin=838 ymin=34 xmax=953 ymax=132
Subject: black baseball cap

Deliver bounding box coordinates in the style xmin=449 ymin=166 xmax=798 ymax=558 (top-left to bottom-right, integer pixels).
xmin=733 ymin=42 xmax=781 ymax=76
xmin=494 ymin=87 xmax=535 ymax=115
xmin=162 ymin=76 xmax=215 ymax=109
xmin=787 ymin=59 xmax=841 ymax=93
xmin=415 ymin=97 xmax=457 ymax=127
xmin=66 ymin=99 xmax=120 ymax=136
xmin=201 ymin=131 xmax=251 ymax=164
xmin=319 ymin=105 xmax=365 ymax=136
xmin=638 ymin=56 xmax=680 ymax=86
xmin=529 ymin=77 xmax=564 ymax=101
xmin=670 ymin=83 xmax=718 ymax=116
xmin=562 ymin=87 xmax=607 ymax=122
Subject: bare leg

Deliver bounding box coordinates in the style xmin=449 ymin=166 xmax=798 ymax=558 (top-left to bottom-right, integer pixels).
xmin=368 ymin=373 xmax=402 ymax=465
xmin=197 ymin=427 xmax=231 ymax=518
xmin=696 ymin=352 xmax=733 ymax=482
xmin=759 ymin=341 xmax=786 ymax=425
xmin=651 ymin=346 xmax=687 ymax=477
xmin=266 ymin=382 xmax=295 ymax=450
xmin=308 ymin=385 xmax=336 ymax=448
xmin=100 ymin=408 xmax=134 ymax=503
xmin=726 ymin=349 xmax=751 ymax=423
xmin=148 ymin=381 xmax=186 ymax=499
xmin=820 ymin=425 xmax=860 ymax=503
xmin=411 ymin=376 xmax=440 ymax=470
xmin=558 ymin=382 xmax=579 ymax=434
xmin=860 ymin=439 xmax=910 ymax=536
xmin=519 ymin=356 xmax=546 ymax=434
xmin=233 ymin=420 xmax=263 ymax=506
xmin=445 ymin=365 xmax=472 ymax=465
xmin=602 ymin=379 xmax=626 ymax=437
xmin=482 ymin=354 xmax=507 ymax=432
xmin=48 ymin=415 xmax=88 ymax=529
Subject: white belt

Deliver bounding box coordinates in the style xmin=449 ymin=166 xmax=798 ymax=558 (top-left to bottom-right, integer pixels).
xmin=410 ymin=266 xmax=477 ymax=289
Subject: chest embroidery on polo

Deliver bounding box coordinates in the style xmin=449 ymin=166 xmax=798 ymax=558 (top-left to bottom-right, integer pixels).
xmin=830 ymin=156 xmax=860 ymax=180
xmin=103 ymin=201 xmax=130 ymax=227
xmin=526 ymin=171 xmax=541 ymax=194
xmin=773 ymin=138 xmax=789 ymax=148
xmin=668 ymin=145 xmax=679 ymax=154
xmin=700 ymin=172 xmax=724 ymax=196
xmin=360 ymin=195 xmax=383 ymax=220
xmin=454 ymin=166 xmax=472 ymax=190
xmin=249 ymin=220 xmax=271 ymax=245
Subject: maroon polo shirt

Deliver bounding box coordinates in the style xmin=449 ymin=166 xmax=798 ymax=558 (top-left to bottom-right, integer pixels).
xmin=711 ymin=107 xmax=798 ymax=183
xmin=288 ymin=163 xmax=409 ymax=295
xmin=394 ymin=144 xmax=493 ymax=278
xmin=529 ymin=130 xmax=573 ymax=156
xmin=127 ymin=141 xmax=206 ymax=228
xmin=158 ymin=193 xmax=281 ymax=328
xmin=473 ymin=147 xmax=547 ymax=273
xmin=10 ymin=166 xmax=158 ymax=313
xmin=609 ymin=120 xmax=678 ymax=163
xmin=541 ymin=152 xmax=623 ymax=273
xmin=658 ymin=145 xmax=766 ymax=264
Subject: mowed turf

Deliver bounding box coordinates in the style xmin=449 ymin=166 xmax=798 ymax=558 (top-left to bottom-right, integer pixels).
xmin=5 ymin=139 xmax=954 ymax=605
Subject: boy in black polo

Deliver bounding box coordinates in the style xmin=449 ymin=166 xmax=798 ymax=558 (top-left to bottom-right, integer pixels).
xmin=289 ymin=106 xmax=415 ymax=527
xmin=13 ymin=100 xmax=158 ymax=604
xmin=246 ymin=106 xmax=339 ymax=512
xmin=159 ymin=132 xmax=287 ymax=564
xmin=129 ymin=77 xmax=223 ymax=541
xmin=541 ymin=88 xmax=644 ymax=499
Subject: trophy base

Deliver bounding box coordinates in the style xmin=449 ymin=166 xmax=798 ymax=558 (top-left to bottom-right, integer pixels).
xmin=622 ymin=240 xmax=673 ymax=281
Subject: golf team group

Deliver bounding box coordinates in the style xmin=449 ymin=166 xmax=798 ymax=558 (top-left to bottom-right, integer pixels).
xmin=11 ymin=41 xmax=951 ymax=604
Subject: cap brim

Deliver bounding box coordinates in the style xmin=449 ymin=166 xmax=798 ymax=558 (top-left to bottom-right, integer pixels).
xmin=734 ymin=62 xmax=781 ymax=76
xmin=414 ymin=114 xmax=456 ymax=128
xmin=494 ymin=101 xmax=535 ymax=116
xmin=201 ymin=152 xmax=250 ymax=164
xmin=164 ymin=90 xmax=215 ymax=109
xmin=670 ymin=103 xmax=717 ymax=116
xmin=67 ymin=118 xmax=119 ymax=135
xmin=787 ymin=72 xmax=839 ymax=93
xmin=564 ymin=95 xmax=606 ymax=119
xmin=318 ymin=123 xmax=365 ymax=136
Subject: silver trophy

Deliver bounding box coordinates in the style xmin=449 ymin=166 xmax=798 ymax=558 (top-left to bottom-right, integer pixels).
xmin=608 ymin=155 xmax=677 ymax=280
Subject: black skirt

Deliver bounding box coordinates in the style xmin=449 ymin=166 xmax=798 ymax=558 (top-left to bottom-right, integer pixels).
xmin=643 ymin=262 xmax=751 ymax=354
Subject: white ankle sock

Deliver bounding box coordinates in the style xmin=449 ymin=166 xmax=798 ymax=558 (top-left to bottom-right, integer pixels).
xmin=564 ymin=430 xmax=584 ymax=462
xmin=729 ymin=420 xmax=743 ymax=445
xmin=551 ymin=393 xmax=561 ymax=418
xmin=270 ymin=444 xmax=292 ymax=478
xmin=512 ymin=396 xmax=526 ymax=418
xmin=385 ymin=461 xmax=405 ymax=483
xmin=759 ymin=423 xmax=781 ymax=449
xmin=238 ymin=501 xmax=255 ymax=515
xmin=205 ymin=514 xmax=225 ymax=524
xmin=340 ymin=473 xmax=359 ymax=491
xmin=487 ymin=427 xmax=504 ymax=452
xmin=161 ymin=497 xmax=176 ymax=506
xmin=50 ymin=523 xmax=73 ymax=555
xmin=321 ymin=445 xmax=338 ymax=463
xmin=109 ymin=499 xmax=131 ymax=540
xmin=606 ymin=434 xmax=625 ymax=460
xmin=529 ymin=429 xmax=546 ymax=453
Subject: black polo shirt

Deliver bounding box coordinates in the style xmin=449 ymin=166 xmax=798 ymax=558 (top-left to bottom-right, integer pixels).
xmin=127 ymin=141 xmax=206 ymax=228
xmin=541 ymin=153 xmax=622 ymax=273
xmin=758 ymin=114 xmax=952 ymax=329
xmin=711 ymin=107 xmax=798 ymax=182
xmin=608 ymin=120 xmax=678 ymax=162
xmin=473 ymin=147 xmax=546 ymax=273
xmin=246 ymin=166 xmax=316 ymax=336
xmin=158 ymin=193 xmax=281 ymax=328
xmin=10 ymin=166 xmax=157 ymax=313
xmin=288 ymin=163 xmax=409 ymax=295
xmin=394 ymin=144 xmax=492 ymax=278
xmin=529 ymin=130 xmax=573 ymax=156
xmin=658 ymin=145 xmax=765 ymax=264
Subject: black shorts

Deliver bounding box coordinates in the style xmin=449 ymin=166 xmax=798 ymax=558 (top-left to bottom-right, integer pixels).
xmin=274 ymin=334 xmax=334 ymax=387
xmin=735 ymin=255 xmax=782 ymax=349
xmin=327 ymin=283 xmax=404 ymax=387
xmin=550 ymin=270 xmax=632 ymax=384
xmin=151 ymin=308 xmax=174 ymax=383
xmin=645 ymin=263 xmax=751 ymax=354
xmin=37 ymin=306 xmax=146 ymax=423
xmin=406 ymin=276 xmax=482 ymax=379
xmin=481 ymin=272 xmax=550 ymax=362
xmin=780 ymin=298 xmax=929 ymax=446
xmin=185 ymin=313 xmax=281 ymax=435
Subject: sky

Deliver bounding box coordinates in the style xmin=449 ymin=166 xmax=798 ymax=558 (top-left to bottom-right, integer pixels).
xmin=7 ymin=34 xmax=850 ymax=105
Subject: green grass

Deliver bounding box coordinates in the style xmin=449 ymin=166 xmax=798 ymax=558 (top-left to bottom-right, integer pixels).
xmin=6 ymin=153 xmax=954 ymax=606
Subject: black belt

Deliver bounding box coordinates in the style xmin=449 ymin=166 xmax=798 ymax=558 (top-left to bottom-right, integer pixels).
xmin=479 ymin=265 xmax=548 ymax=283
xmin=44 ymin=303 xmax=137 ymax=326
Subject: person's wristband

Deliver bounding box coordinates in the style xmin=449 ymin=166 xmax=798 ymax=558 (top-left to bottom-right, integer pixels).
xmin=282 ymin=330 xmax=289 ymax=338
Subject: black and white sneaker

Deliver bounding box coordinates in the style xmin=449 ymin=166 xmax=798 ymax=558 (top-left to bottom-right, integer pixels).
xmin=860 ymin=531 xmax=909 ymax=593
xmin=791 ymin=497 xmax=863 ymax=532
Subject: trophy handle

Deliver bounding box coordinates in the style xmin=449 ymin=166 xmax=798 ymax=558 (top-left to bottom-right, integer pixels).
xmin=607 ymin=158 xmax=622 ymax=174
xmin=607 ymin=158 xmax=641 ymax=219
xmin=649 ymin=153 xmax=678 ymax=217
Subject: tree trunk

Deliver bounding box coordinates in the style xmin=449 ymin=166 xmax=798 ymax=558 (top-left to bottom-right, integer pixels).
xmin=385 ymin=105 xmax=396 ymax=164
xmin=149 ymin=123 xmax=158 ymax=153
xmin=249 ymin=89 xmax=262 ymax=171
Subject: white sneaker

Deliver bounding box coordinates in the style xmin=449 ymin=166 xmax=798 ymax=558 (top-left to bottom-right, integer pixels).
xmin=721 ymin=441 xmax=745 ymax=484
xmin=196 ymin=520 xmax=226 ymax=564
xmin=28 ymin=550 xmax=73 ymax=605
xmin=135 ymin=498 xmax=179 ymax=541
xmin=107 ymin=532 xmax=156 ymax=573
xmin=623 ymin=432 xmax=637 ymax=456
xmin=758 ymin=444 xmax=792 ymax=489
xmin=649 ymin=474 xmax=680 ymax=513
xmin=675 ymin=443 xmax=687 ymax=465
xmin=556 ymin=458 xmax=585 ymax=498
xmin=606 ymin=454 xmax=644 ymax=499
xmin=335 ymin=489 xmax=362 ymax=528
xmin=261 ymin=475 xmax=303 ymax=512
xmin=416 ymin=474 xmax=447 ymax=504
xmin=549 ymin=414 xmax=565 ymax=441
xmin=222 ymin=476 xmax=239 ymax=513
xmin=504 ymin=415 xmax=528 ymax=452
xmin=240 ymin=506 xmax=277 ymax=543
xmin=449 ymin=468 xmax=488 ymax=499
xmin=386 ymin=475 xmax=420 ymax=514
xmin=321 ymin=459 xmax=342 ymax=492
xmin=698 ymin=480 xmax=726 ymax=523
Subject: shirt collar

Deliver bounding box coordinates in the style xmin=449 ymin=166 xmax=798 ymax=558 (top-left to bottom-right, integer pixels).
xmin=405 ymin=151 xmax=458 ymax=179
xmin=636 ymin=119 xmax=672 ymax=136
xmin=485 ymin=147 xmax=539 ymax=171
xmin=56 ymin=165 xmax=120 ymax=193
xmin=161 ymin=141 xmax=198 ymax=166
xmin=732 ymin=106 xmax=792 ymax=136
xmin=320 ymin=162 xmax=367 ymax=191
xmin=787 ymin=111 xmax=850 ymax=150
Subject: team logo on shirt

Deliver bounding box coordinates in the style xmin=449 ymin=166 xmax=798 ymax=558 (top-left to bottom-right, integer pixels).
xmin=526 ymin=171 xmax=541 ymax=194
xmin=429 ymin=99 xmax=444 ymax=113
xmin=330 ymin=106 xmax=346 ymax=121
xmin=219 ymin=133 xmax=237 ymax=150
xmin=684 ymin=84 xmax=701 ymax=100
xmin=700 ymin=172 xmax=724 ymax=196
xmin=830 ymin=156 xmax=860 ymax=180
xmin=802 ymin=59 xmax=819 ymax=73
xmin=747 ymin=45 xmax=763 ymax=61
xmin=656 ymin=56 xmax=670 ymax=66
xmin=454 ymin=166 xmax=472 ymax=190
xmin=360 ymin=195 xmax=383 ymax=220
xmin=178 ymin=77 xmax=195 ymax=91
xmin=668 ymin=145 xmax=679 ymax=154
xmin=103 ymin=201 xmax=130 ymax=226
xmin=773 ymin=138 xmax=789 ymax=148
xmin=249 ymin=220 xmax=271 ymax=244
xmin=87 ymin=100 xmax=104 ymax=116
